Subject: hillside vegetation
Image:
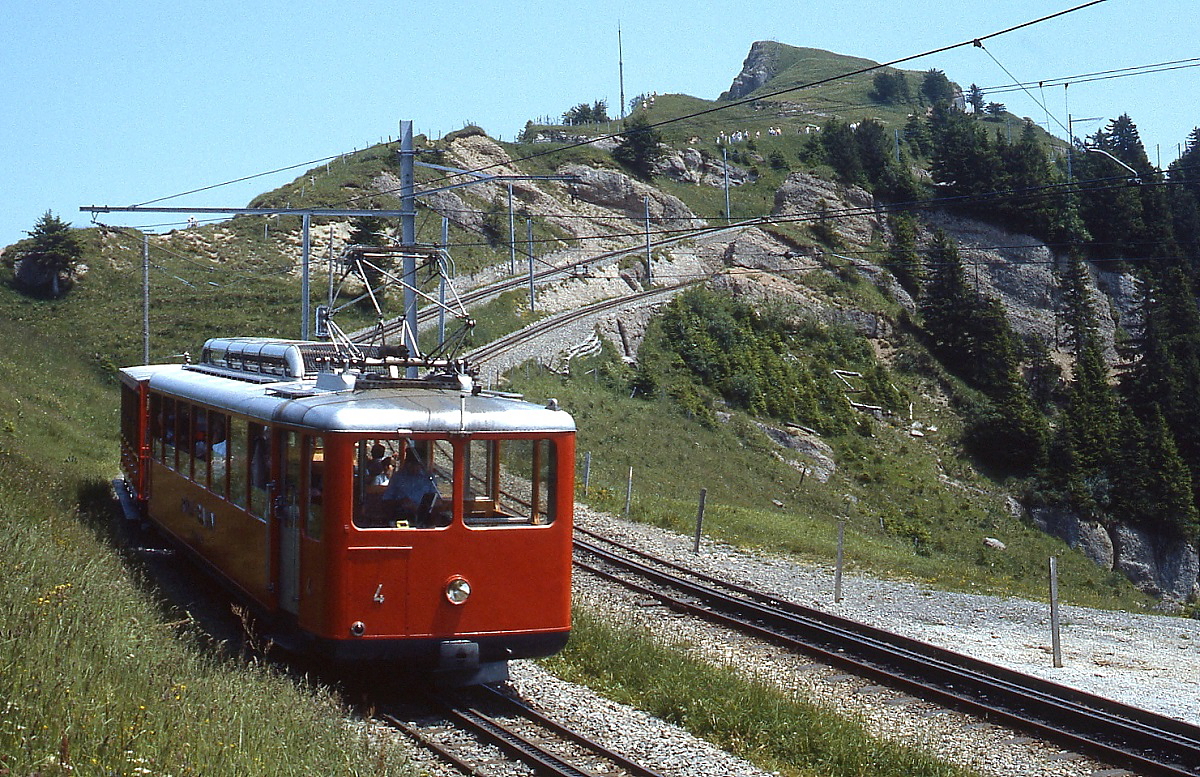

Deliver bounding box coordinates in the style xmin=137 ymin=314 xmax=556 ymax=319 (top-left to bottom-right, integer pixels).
xmin=2 ymin=38 xmax=1198 ymax=774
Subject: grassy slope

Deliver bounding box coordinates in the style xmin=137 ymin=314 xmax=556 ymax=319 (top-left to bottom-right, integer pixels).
xmin=0 ymin=245 xmax=413 ymax=775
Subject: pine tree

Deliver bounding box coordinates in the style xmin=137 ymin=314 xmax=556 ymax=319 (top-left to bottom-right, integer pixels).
xmin=820 ymin=120 xmax=863 ymax=185
xmin=929 ymin=102 xmax=1000 ymax=206
xmin=967 ymin=84 xmax=985 ymax=114
xmin=1111 ymin=406 xmax=1198 ymax=540
xmin=921 ymin=229 xmax=1046 ymax=471
xmin=14 ymin=211 xmax=83 ymax=297
xmin=920 ymin=69 xmax=956 ymax=104
xmin=886 ymin=212 xmax=922 ymax=294
xmin=1076 ymin=115 xmax=1152 ymax=262
xmin=1058 ymin=251 xmax=1097 ymax=354
xmin=996 ymin=120 xmax=1057 ymax=236
xmin=612 ymin=115 xmax=663 ymax=179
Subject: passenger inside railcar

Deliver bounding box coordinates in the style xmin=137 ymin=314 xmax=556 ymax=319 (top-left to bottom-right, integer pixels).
xmin=359 ymin=456 xmax=394 ymax=526
xmin=382 ymin=448 xmax=445 ymax=528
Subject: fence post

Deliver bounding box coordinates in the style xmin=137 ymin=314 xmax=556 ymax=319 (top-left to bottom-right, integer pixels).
xmin=582 ymin=452 xmax=591 ymax=496
xmin=1049 ymin=556 xmax=1063 ymax=667
xmin=834 ymin=520 xmax=846 ymax=603
xmin=692 ymin=488 xmax=707 ymax=554
xmin=624 ymin=466 xmax=633 ymax=518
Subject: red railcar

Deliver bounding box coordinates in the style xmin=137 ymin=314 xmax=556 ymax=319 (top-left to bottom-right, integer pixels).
xmin=117 ymin=337 xmax=574 ymax=684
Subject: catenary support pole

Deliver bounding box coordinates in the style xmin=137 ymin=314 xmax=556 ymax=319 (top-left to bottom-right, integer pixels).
xmin=644 ymin=196 xmax=652 ymax=284
xmin=508 ymin=183 xmax=516 ymax=275
xmin=439 ymin=217 xmax=449 ymax=346
xmin=301 ymin=213 xmax=311 ymax=339
xmin=399 ymin=120 xmax=418 ymax=377
xmin=527 ymin=218 xmax=535 ymax=313
xmin=142 ymin=233 xmax=150 ymax=364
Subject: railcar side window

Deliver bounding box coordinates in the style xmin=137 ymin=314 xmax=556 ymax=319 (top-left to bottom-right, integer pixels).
xmin=208 ymin=410 xmax=229 ymax=498
xmin=192 ymin=405 xmax=208 ymax=486
xmin=120 ymin=383 xmax=139 ymax=454
xmin=150 ymin=394 xmax=163 ymax=462
xmin=175 ymin=402 xmax=191 ymax=474
xmin=248 ymin=423 xmax=270 ymax=519
xmin=305 ymin=436 xmax=324 ymax=540
xmin=162 ymin=397 xmax=177 ymax=467
xmin=280 ymin=431 xmax=301 ymax=533
xmin=464 ymin=438 xmax=557 ymax=526
xmin=228 ymin=417 xmax=248 ymax=508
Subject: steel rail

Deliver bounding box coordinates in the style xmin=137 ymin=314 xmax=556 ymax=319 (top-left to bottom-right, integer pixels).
xmin=379 ymin=712 xmax=483 ymax=776
xmin=348 ymin=217 xmax=757 ymax=344
xmin=464 ymin=280 xmax=697 ymax=366
xmin=413 ymin=687 xmax=667 ymax=777
xmin=472 ymin=686 xmax=668 ymax=777
xmin=573 ymin=530 xmax=1200 ymax=776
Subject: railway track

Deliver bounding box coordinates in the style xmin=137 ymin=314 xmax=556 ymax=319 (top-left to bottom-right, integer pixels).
xmin=381 ymin=685 xmax=667 ymax=777
xmin=464 ymin=280 xmax=698 ymax=367
xmin=573 ymin=526 xmax=1200 ymax=777
xmin=348 ymin=217 xmax=758 ymax=345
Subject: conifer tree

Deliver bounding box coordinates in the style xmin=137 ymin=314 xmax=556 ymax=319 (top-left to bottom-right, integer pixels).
xmin=612 ymin=115 xmax=663 ymax=179
xmin=1058 ymin=251 xmax=1097 ymax=355
xmin=14 ymin=211 xmax=83 ymax=298
xmin=886 ymin=212 xmax=922 ymax=294
xmin=920 ymin=69 xmax=956 ymax=104
xmin=921 ymin=229 xmax=1046 ymax=471
xmin=1111 ymin=405 xmax=1199 ymax=540
xmin=929 ymin=102 xmax=1000 ymax=206
xmin=1076 ymin=116 xmax=1152 ymax=262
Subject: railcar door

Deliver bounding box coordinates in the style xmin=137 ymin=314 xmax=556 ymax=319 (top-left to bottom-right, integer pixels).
xmin=276 ymin=430 xmax=302 ymax=615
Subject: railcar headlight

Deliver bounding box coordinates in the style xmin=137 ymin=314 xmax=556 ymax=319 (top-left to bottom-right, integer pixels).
xmin=445 ymin=576 xmax=471 ymax=605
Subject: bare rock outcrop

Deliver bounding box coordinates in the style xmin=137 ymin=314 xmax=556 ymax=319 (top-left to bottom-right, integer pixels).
xmin=772 ymin=173 xmax=881 ymax=246
xmin=1112 ymin=524 xmax=1200 ymax=609
xmin=557 ymin=163 xmax=704 ymax=229
xmin=756 ymin=422 xmax=837 ymax=482
xmin=720 ymin=41 xmax=782 ymax=101
xmin=1030 ymin=506 xmax=1115 ymax=569
xmin=655 ymin=148 xmax=754 ymax=187
xmin=528 ymin=129 xmax=620 ymax=151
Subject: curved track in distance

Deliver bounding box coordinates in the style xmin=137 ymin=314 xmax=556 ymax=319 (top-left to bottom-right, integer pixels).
xmin=349 ymin=217 xmax=760 ymax=345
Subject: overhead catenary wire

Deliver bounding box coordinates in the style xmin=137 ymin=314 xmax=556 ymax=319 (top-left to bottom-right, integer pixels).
xmin=110 ymin=2 xmax=1115 ymax=232
xmin=982 ymin=56 xmax=1200 ymax=97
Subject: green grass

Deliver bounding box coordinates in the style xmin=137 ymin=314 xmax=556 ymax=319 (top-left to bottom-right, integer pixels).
xmin=0 ymin=304 xmax=414 ymax=775
xmin=544 ymin=608 xmax=980 ymax=777
xmin=510 ymin=355 xmax=1152 ymax=610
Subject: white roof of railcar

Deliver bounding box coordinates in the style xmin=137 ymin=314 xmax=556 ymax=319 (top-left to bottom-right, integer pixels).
xmin=120 ymin=363 xmax=575 ymax=434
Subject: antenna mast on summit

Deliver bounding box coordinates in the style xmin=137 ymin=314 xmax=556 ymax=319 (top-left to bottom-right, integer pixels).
xmin=618 ymin=24 xmax=626 ymax=123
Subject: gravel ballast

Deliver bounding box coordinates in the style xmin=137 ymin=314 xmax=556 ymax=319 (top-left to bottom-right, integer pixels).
xmin=501 ymin=505 xmax=1200 ymax=777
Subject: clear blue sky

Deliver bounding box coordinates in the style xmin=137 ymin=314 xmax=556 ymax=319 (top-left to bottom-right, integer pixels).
xmin=2 ymin=0 xmax=1196 ymax=247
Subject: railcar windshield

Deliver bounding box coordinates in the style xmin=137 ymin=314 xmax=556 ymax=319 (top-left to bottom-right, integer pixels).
xmin=352 ymin=436 xmax=559 ymax=529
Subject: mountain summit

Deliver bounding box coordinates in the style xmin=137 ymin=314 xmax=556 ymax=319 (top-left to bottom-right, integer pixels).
xmin=719 ymin=40 xmax=881 ymax=101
